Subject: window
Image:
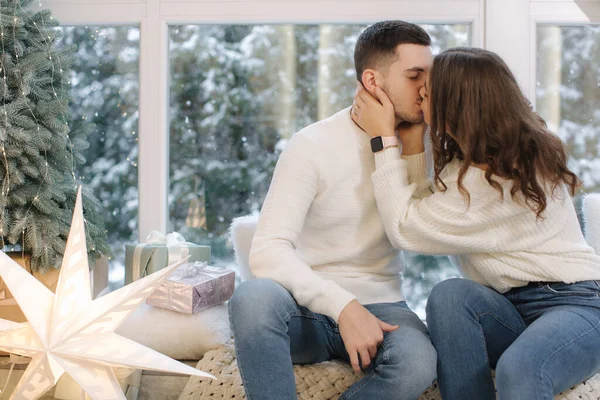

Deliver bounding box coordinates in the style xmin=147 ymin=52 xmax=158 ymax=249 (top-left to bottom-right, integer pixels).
xmin=168 ymin=23 xmax=470 ymax=317
xmin=536 ymin=25 xmax=600 ymax=219
xmin=59 ymin=26 xmax=140 ymax=287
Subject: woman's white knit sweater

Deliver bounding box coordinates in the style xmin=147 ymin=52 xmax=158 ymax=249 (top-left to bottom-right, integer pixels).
xmin=372 ymin=149 xmax=600 ymax=293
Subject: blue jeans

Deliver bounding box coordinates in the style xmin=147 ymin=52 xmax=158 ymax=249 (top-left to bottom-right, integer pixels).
xmin=229 ymin=279 xmax=437 ymax=400
xmin=426 ymin=278 xmax=600 ymax=400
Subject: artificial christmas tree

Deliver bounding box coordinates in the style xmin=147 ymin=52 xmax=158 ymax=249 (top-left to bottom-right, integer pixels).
xmin=0 ymin=0 xmax=109 ymax=272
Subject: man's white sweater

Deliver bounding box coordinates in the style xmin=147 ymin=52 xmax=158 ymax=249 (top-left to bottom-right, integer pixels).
xmin=249 ymin=108 xmax=405 ymax=322
xmin=372 ymin=149 xmax=600 ymax=293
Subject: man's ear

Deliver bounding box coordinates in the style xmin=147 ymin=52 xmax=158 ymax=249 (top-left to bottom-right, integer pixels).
xmin=361 ymin=69 xmax=381 ymax=95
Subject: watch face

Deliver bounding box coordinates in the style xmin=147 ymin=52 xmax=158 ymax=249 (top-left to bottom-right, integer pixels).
xmin=370 ymin=137 xmax=384 ymax=153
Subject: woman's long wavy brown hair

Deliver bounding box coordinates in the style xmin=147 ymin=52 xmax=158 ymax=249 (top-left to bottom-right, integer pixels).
xmin=428 ymin=47 xmax=579 ymax=217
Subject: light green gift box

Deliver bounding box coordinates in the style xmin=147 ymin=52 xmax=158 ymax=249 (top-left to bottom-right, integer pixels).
xmin=124 ymin=243 xmax=211 ymax=285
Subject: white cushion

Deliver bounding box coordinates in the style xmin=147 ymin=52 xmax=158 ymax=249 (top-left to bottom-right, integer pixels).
xmin=583 ymin=193 xmax=600 ymax=255
xmin=115 ymin=303 xmax=231 ymax=360
xmin=230 ymin=215 xmax=259 ymax=281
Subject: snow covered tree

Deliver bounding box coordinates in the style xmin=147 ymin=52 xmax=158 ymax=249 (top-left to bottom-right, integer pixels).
xmin=537 ymin=25 xmax=600 ymax=196
xmin=58 ymin=26 xmax=140 ymax=257
xmin=0 ymin=0 xmax=109 ymax=271
xmin=168 ymin=25 xmax=281 ymax=260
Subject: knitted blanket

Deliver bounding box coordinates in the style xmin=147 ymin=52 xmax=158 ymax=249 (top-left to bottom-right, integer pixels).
xmin=178 ymin=343 xmax=600 ymax=400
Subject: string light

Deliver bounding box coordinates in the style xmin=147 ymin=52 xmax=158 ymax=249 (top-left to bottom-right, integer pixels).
xmin=0 ymin=7 xmax=9 ymax=249
xmin=1 ymin=0 xmax=85 ymax=258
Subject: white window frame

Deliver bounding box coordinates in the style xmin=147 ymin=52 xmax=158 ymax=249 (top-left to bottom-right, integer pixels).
xmin=40 ymin=0 xmax=598 ymax=241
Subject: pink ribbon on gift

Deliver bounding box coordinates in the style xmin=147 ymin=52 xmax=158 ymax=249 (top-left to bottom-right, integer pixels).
xmin=168 ymin=261 xmax=209 ymax=282
xmin=153 ymin=262 xmax=230 ymax=314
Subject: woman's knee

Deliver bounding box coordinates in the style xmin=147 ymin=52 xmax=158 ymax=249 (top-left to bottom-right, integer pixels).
xmin=427 ymin=278 xmax=498 ymax=318
xmin=426 ymin=279 xmax=477 ymax=319
xmin=495 ymin=346 xmax=544 ymax=390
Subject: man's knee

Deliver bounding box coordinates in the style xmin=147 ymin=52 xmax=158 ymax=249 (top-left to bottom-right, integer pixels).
xmin=380 ymin=329 xmax=438 ymax=393
xmin=400 ymin=345 xmax=437 ymax=392
xmin=229 ymin=278 xmax=293 ymax=333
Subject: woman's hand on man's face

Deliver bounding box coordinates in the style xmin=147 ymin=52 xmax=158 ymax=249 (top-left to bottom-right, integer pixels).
xmin=351 ymin=84 xmax=396 ymax=138
xmin=352 ymin=83 xmax=427 ymax=155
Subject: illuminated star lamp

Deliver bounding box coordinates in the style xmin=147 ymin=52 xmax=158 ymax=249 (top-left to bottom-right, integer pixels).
xmin=0 ymin=187 xmax=214 ymax=399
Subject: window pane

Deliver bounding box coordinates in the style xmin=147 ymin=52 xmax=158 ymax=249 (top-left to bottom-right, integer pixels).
xmin=536 ymin=25 xmax=600 ymax=223
xmin=168 ymin=24 xmax=470 ymax=317
xmin=58 ymin=26 xmax=140 ymax=288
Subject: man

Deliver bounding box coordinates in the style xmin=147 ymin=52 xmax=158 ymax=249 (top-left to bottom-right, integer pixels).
xmin=229 ymin=20 xmax=436 ymax=400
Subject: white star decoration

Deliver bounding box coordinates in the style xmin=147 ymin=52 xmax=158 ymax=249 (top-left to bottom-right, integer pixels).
xmin=0 ymin=188 xmax=214 ymax=399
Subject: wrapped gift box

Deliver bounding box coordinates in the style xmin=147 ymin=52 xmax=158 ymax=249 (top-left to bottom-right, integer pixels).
xmin=146 ymin=262 xmax=234 ymax=314
xmin=124 ymin=232 xmax=210 ymax=285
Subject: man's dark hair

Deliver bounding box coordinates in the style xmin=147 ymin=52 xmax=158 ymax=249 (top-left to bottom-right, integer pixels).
xmin=354 ymin=21 xmax=431 ymax=82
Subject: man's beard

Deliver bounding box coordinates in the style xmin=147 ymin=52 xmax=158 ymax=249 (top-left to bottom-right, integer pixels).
xmin=396 ymin=109 xmax=424 ymax=124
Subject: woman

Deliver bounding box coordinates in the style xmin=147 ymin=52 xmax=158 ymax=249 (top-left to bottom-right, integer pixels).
xmin=351 ymin=47 xmax=600 ymax=400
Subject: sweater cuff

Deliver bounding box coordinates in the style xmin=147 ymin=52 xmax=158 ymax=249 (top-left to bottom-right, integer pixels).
xmin=372 ymin=158 xmax=410 ymax=189
xmin=374 ymin=147 xmax=401 ymax=169
xmin=318 ymin=285 xmax=357 ymax=323
xmin=400 ymin=152 xmax=427 ymax=183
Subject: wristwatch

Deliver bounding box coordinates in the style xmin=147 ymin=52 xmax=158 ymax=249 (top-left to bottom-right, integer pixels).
xmin=370 ymin=136 xmax=399 ymax=153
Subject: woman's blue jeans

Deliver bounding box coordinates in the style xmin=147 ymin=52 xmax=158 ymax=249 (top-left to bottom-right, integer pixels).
xmin=426 ymin=278 xmax=600 ymax=400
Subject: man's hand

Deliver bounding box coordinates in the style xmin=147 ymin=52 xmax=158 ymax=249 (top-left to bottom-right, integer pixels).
xmin=338 ymin=300 xmax=399 ymax=373
xmin=397 ymin=121 xmax=427 ymax=156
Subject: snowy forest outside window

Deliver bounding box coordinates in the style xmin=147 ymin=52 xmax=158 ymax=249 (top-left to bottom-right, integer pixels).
xmin=536 ymin=25 xmax=600 ymax=221
xmin=59 ymin=26 xmax=140 ymax=286
xmin=168 ymin=24 xmax=469 ymax=317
